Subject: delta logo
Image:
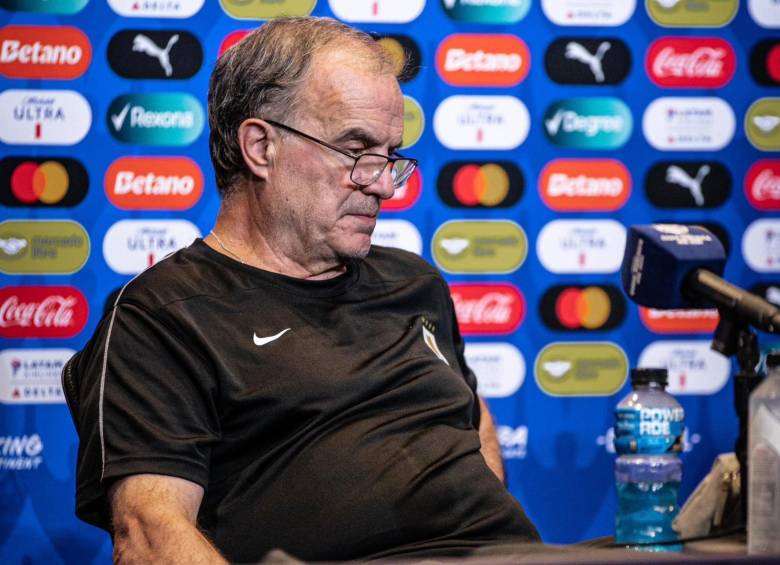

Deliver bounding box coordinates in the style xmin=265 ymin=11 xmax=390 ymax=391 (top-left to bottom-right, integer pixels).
xmin=0 ymin=220 xmax=89 ymax=275
xmin=539 ymin=285 xmax=626 ymax=331
xmin=432 ymin=220 xmax=528 ymax=274
xmin=639 ymin=307 xmax=719 ymax=334
xmin=0 ymin=157 xmax=88 ymax=208
xmin=450 ymin=283 xmax=525 ymax=335
xmin=746 ymin=160 xmax=780 ymax=211
xmin=0 ymin=348 xmax=74 ymax=404
xmin=643 ymin=97 xmax=735 ymax=151
xmin=645 ymin=161 xmax=732 ymax=209
xmin=107 ymin=93 xmax=204 ymax=146
xmin=742 ymin=219 xmax=780 ymax=273
xmin=329 ymin=0 xmax=424 ymax=23
xmin=539 ymin=159 xmax=630 ymax=212
xmin=536 ymin=219 xmax=626 ymax=274
xmin=646 ymin=0 xmax=738 ymax=28
xmin=433 ymin=95 xmax=530 ymax=150
xmin=745 ymin=98 xmax=780 ymax=152
xmin=437 ymin=161 xmax=523 ymax=209
xmin=436 ymin=34 xmax=530 ymax=87
xmin=465 ymin=343 xmax=525 ymax=398
xmin=647 ymin=37 xmax=735 ymax=88
xmin=748 ymin=0 xmax=780 ymax=29
xmin=0 ymin=0 xmax=88 ymax=15
xmin=108 ymin=0 xmax=205 ymax=18
xmin=103 ymin=219 xmax=201 ymax=275
xmin=105 ymin=156 xmax=203 ymax=211
xmin=0 ymin=89 xmax=91 ymax=145
xmin=750 ymin=40 xmax=780 ymax=86
xmin=542 ymin=0 xmax=636 ymax=26
xmin=535 ymin=342 xmax=628 ymax=396
xmin=543 ymin=98 xmax=632 ymax=149
xmin=0 ymin=285 xmax=88 ymax=339
xmin=0 ymin=25 xmax=91 ymax=80
xmin=381 ymin=168 xmax=421 ymax=211
xmin=440 ymin=0 xmax=532 ymax=24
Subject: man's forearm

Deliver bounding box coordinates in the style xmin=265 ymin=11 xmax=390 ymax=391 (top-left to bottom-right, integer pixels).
xmin=478 ymin=396 xmax=505 ymax=484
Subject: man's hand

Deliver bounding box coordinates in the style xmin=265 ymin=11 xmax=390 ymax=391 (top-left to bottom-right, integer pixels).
xmin=478 ymin=396 xmax=505 ymax=484
xmin=109 ymin=474 xmax=227 ymax=565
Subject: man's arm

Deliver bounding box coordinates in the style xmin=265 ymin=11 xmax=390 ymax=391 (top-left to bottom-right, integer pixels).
xmin=109 ymin=474 xmax=227 ymax=565
xmin=478 ymin=396 xmax=505 ymax=485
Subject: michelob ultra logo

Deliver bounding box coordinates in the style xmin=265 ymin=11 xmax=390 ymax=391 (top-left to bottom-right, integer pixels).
xmin=441 ymin=0 xmax=531 ymax=23
xmin=437 ymin=161 xmax=523 ymax=209
xmin=330 ymin=0 xmax=424 ymax=22
xmin=105 ymin=156 xmax=203 ymax=211
xmin=0 ymin=157 xmax=88 ymax=208
xmin=436 ymin=34 xmax=530 ymax=87
xmin=0 ymin=25 xmax=91 ymax=79
xmin=0 ymin=220 xmax=89 ymax=275
xmin=543 ymin=98 xmax=632 ymax=149
xmin=542 ymin=0 xmax=635 ymax=26
xmin=109 ymin=0 xmax=204 ymax=18
xmin=643 ymin=97 xmax=735 ymax=151
xmin=745 ymin=98 xmax=780 ymax=151
xmin=0 ymin=0 xmax=88 ymax=14
xmin=0 ymin=286 xmax=88 ymax=339
xmin=433 ymin=95 xmax=530 ymax=150
xmin=539 ymin=285 xmax=626 ymax=331
xmin=535 ymin=342 xmax=627 ymax=396
xmin=432 ymin=220 xmax=527 ymax=274
xmin=750 ymin=40 xmax=780 ymax=86
xmin=103 ymin=219 xmax=200 ymax=274
xmin=638 ymin=340 xmax=730 ymax=395
xmin=536 ymin=219 xmax=626 ymax=274
xmin=647 ymin=37 xmax=735 ymax=88
xmin=742 ymin=219 xmax=780 ymax=273
xmin=107 ymin=93 xmax=204 ymax=146
xmin=539 ymin=159 xmax=630 ymax=212
xmin=450 ymin=283 xmax=525 ymax=335
xmin=639 ymin=307 xmax=719 ymax=334
xmin=745 ymin=160 xmax=780 ymax=211
xmin=221 ymin=0 xmax=315 ymax=19
xmin=0 ymin=89 xmax=91 ymax=145
xmin=371 ymin=219 xmax=422 ymax=255
xmin=375 ymin=35 xmax=421 ymax=84
xmin=749 ymin=0 xmax=780 ymax=28
xmin=465 ymin=342 xmax=525 ymax=398
xmin=646 ymin=0 xmax=738 ymax=27
xmin=402 ymin=95 xmax=424 ymax=149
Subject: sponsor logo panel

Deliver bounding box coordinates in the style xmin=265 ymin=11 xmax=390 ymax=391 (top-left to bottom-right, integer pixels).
xmin=375 ymin=35 xmax=421 ymax=83
xmin=746 ymin=160 xmax=780 ymax=211
xmin=643 ymin=97 xmax=735 ymax=151
xmin=497 ymin=424 xmax=528 ymax=459
xmin=539 ymin=159 xmax=630 ymax=211
xmin=743 ymin=219 xmax=780 ymax=273
xmin=437 ymin=161 xmax=523 ymax=209
xmin=0 ymin=433 xmax=44 ymax=470
xmin=441 ymin=0 xmax=532 ymax=24
xmin=544 ymin=37 xmax=631 ymax=85
xmin=749 ymin=0 xmax=780 ymax=28
xmin=0 ymin=25 xmax=91 ymax=80
xmin=0 ymin=157 xmax=88 ymax=207
xmin=537 ymin=219 xmax=626 ymax=274
xmin=542 ymin=0 xmax=636 ymax=26
xmin=638 ymin=340 xmax=730 ymax=395
xmin=432 ymin=220 xmax=528 ymax=274
xmin=0 ymin=220 xmax=89 ymax=274
xmin=535 ymin=342 xmax=628 ymax=396
xmin=645 ymin=161 xmax=731 ymax=208
xmin=0 ymin=285 xmax=88 ymax=338
xmin=370 ymin=219 xmax=422 ymax=255
xmin=639 ymin=307 xmax=719 ymax=334
xmin=450 ymin=283 xmax=525 ymax=335
xmin=382 ymin=168 xmax=421 ymax=211
xmin=329 ymin=0 xmax=424 ymax=22
xmin=646 ymin=37 xmax=735 ymax=88
xmin=433 ymin=95 xmax=530 ymax=150
xmin=745 ymin=98 xmax=780 ymax=151
xmin=108 ymin=30 xmax=202 ymax=80
xmin=646 ymin=0 xmax=738 ymax=27
xmin=220 ymin=0 xmax=315 ymax=18
xmin=218 ymin=30 xmax=250 ymax=57
xmin=544 ymin=98 xmax=632 ymax=149
xmin=436 ymin=34 xmax=530 ymax=87
xmin=107 ymin=93 xmax=204 ymax=146
xmin=465 ymin=342 xmax=525 ymax=398
xmin=104 ymin=156 xmax=203 ymax=211
xmin=539 ymin=284 xmax=626 ymax=331
xmin=402 ymin=95 xmax=424 ymax=149
xmin=751 ymin=282 xmax=780 ymax=307
xmin=108 ymin=0 xmax=205 ymax=18
xmin=750 ymin=40 xmax=780 ymax=86
xmin=0 ymin=89 xmax=91 ymax=145
xmin=0 ymin=0 xmax=87 ymax=14
xmin=103 ymin=219 xmax=200 ymax=275
xmin=0 ymin=348 xmax=74 ymax=403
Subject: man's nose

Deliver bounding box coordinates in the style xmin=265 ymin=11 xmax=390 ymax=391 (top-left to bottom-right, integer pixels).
xmin=362 ymin=163 xmax=396 ymax=200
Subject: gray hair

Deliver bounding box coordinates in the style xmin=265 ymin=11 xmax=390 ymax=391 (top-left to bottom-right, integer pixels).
xmin=208 ymin=16 xmax=396 ymax=198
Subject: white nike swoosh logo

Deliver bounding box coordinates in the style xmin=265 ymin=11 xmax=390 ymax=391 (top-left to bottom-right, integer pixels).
xmin=253 ymin=328 xmax=291 ymax=346
xmin=111 ymin=103 xmax=131 ymax=131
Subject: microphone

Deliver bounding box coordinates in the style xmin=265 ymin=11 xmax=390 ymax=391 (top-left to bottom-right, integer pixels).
xmin=621 ymin=224 xmax=780 ymax=334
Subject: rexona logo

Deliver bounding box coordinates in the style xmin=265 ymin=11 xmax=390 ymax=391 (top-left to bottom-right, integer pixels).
xmin=646 ymin=0 xmax=738 ymax=27
xmin=382 ymin=168 xmax=421 ymax=212
xmin=0 ymin=348 xmax=74 ymax=404
xmin=0 ymin=0 xmax=88 ymax=14
xmin=639 ymin=307 xmax=719 ymax=334
xmin=743 ymin=219 xmax=780 ymax=273
xmin=749 ymin=0 xmax=780 ymax=28
xmin=638 ymin=340 xmax=730 ymax=395
xmin=465 ymin=343 xmax=525 ymax=398
xmin=103 ymin=220 xmax=200 ymax=275
xmin=643 ymin=97 xmax=735 ymax=151
xmin=545 ymin=37 xmax=631 ymax=85
xmin=537 ymin=219 xmax=626 ymax=274
xmin=329 ymin=0 xmax=424 ymax=22
xmin=0 ymin=157 xmax=88 ymax=208
xmin=434 ymin=95 xmax=530 ymax=150
xmin=437 ymin=161 xmax=523 ymax=209
xmin=535 ymin=342 xmax=627 ymax=396
xmin=746 ymin=160 xmax=780 ymax=211
xmin=108 ymin=30 xmax=201 ymax=80
xmin=0 ymin=285 xmax=88 ymax=338
xmin=108 ymin=0 xmax=205 ymax=18
xmin=745 ymin=98 xmax=780 ymax=151
xmin=107 ymin=93 xmax=204 ymax=146
xmin=539 ymin=159 xmax=630 ymax=212
xmin=105 ymin=157 xmax=203 ymax=211
xmin=750 ymin=40 xmax=780 ymax=86
xmin=432 ymin=220 xmax=527 ymax=274
xmin=539 ymin=285 xmax=626 ymax=331
xmin=0 ymin=89 xmax=91 ymax=145
xmin=440 ymin=0 xmax=531 ymax=24
xmin=450 ymin=283 xmax=525 ymax=335
xmin=0 ymin=25 xmax=91 ymax=80
xmin=647 ymin=37 xmax=735 ymax=88
xmin=542 ymin=0 xmax=635 ymax=26
xmin=370 ymin=219 xmax=422 ymax=255
xmin=375 ymin=35 xmax=421 ymax=84
xmin=402 ymin=95 xmax=424 ymax=149
xmin=645 ymin=161 xmax=731 ymax=209
xmin=0 ymin=220 xmax=89 ymax=275
xmin=543 ymin=98 xmax=632 ymax=149
xmin=436 ymin=34 xmax=529 ymax=87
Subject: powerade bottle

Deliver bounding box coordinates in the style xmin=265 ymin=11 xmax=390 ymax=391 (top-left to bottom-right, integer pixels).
xmin=614 ymin=368 xmax=684 ymax=551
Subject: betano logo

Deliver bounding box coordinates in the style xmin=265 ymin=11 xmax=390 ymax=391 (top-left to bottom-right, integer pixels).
xmin=103 ymin=219 xmax=200 ymax=275
xmin=749 ymin=0 xmax=780 ymax=28
xmin=647 ymin=37 xmax=735 ymax=88
xmin=639 ymin=307 xmax=719 ymax=334
xmin=745 ymin=98 xmax=780 ymax=151
xmin=543 ymin=98 xmax=632 ymax=149
xmin=0 ymin=89 xmax=91 ymax=145
xmin=643 ymin=97 xmax=735 ymax=150
xmin=437 ymin=161 xmax=523 ymax=209
xmin=370 ymin=219 xmax=422 ymax=255
xmin=450 ymin=283 xmax=525 ymax=335
xmin=542 ymin=0 xmax=635 ymax=26
xmin=440 ymin=0 xmax=531 ymax=23
xmin=436 ymin=34 xmax=530 ymax=87
xmin=221 ymin=0 xmax=315 ymax=19
xmin=0 ymin=157 xmax=88 ymax=208
xmin=742 ymin=219 xmax=780 ymax=273
xmin=539 ymin=159 xmax=630 ymax=211
xmin=402 ymin=95 xmax=424 ymax=149
xmin=432 ymin=220 xmax=527 ymax=274
xmin=646 ymin=0 xmax=738 ymax=28
xmin=645 ymin=161 xmax=731 ymax=209
xmin=381 ymin=168 xmax=421 ymax=212
xmin=0 ymin=286 xmax=88 ymax=339
xmin=0 ymin=348 xmax=74 ymax=404
xmin=0 ymin=0 xmax=88 ymax=14
xmin=745 ymin=160 xmax=780 ymax=211
xmin=105 ymin=156 xmax=203 ymax=211
xmin=539 ymin=285 xmax=626 ymax=331
xmin=0 ymin=220 xmax=89 ymax=275
xmin=638 ymin=340 xmax=730 ymax=395
xmin=536 ymin=219 xmax=626 ymax=274
xmin=330 ymin=0 xmax=424 ymax=22
xmin=465 ymin=342 xmax=525 ymax=398
xmin=107 ymin=93 xmax=204 ymax=146
xmin=750 ymin=39 xmax=780 ymax=86
xmin=535 ymin=342 xmax=628 ymax=396
xmin=434 ymin=95 xmax=530 ymax=150
xmin=108 ymin=0 xmax=205 ymax=18
xmin=0 ymin=25 xmax=91 ymax=79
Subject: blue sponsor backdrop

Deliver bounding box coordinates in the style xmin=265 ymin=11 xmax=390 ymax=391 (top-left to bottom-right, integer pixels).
xmin=1 ymin=0 xmax=778 ymax=562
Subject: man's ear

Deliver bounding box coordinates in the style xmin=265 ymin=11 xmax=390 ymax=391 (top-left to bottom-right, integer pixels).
xmin=237 ymin=118 xmax=276 ymax=181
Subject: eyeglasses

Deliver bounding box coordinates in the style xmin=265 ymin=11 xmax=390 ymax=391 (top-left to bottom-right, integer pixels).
xmin=262 ymin=118 xmax=418 ymax=189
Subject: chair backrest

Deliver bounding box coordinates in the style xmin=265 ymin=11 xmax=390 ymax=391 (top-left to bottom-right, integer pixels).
xmin=61 ymin=354 xmax=80 ymax=433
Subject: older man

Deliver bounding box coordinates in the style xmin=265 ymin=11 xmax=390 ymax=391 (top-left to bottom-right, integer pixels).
xmin=66 ymin=17 xmax=539 ymax=563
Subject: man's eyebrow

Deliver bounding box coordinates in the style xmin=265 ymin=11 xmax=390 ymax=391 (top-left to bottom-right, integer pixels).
xmin=331 ymin=127 xmax=382 ymax=147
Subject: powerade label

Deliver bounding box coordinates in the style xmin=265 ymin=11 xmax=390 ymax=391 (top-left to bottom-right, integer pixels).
xmin=614 ymin=406 xmax=684 ymax=454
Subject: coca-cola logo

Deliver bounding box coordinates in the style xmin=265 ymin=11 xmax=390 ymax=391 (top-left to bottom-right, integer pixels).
xmin=0 ymin=285 xmax=88 ymax=338
xmin=449 ymin=283 xmax=525 ymax=335
xmin=746 ymin=160 xmax=780 ymax=211
xmin=646 ymin=37 xmax=735 ymax=88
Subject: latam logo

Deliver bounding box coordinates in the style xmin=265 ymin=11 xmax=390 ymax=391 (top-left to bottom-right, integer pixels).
xmin=750 ymin=40 xmax=780 ymax=86
xmin=539 ymin=285 xmax=626 ymax=331
xmin=108 ymin=30 xmax=202 ymax=80
xmin=535 ymin=342 xmax=628 ymax=396
xmin=329 ymin=0 xmax=424 ymax=22
xmin=0 ymin=25 xmax=91 ymax=79
xmin=218 ymin=30 xmax=249 ymax=57
xmin=745 ymin=98 xmax=780 ymax=152
xmin=440 ymin=0 xmax=532 ymax=24
xmin=0 ymin=89 xmax=91 ymax=145
xmin=450 ymin=283 xmax=525 ymax=335
xmin=103 ymin=220 xmax=200 ymax=275
xmin=638 ymin=340 xmax=731 ymax=395
xmin=0 ymin=220 xmax=89 ymax=275
xmin=643 ymin=97 xmax=735 ymax=151
xmin=437 ymin=161 xmax=523 ymax=209
xmin=746 ymin=160 xmax=780 ymax=211
xmin=639 ymin=307 xmax=719 ymax=334
xmin=742 ymin=219 xmax=780 ymax=273
xmin=432 ymin=220 xmax=527 ymax=274
xmin=537 ymin=219 xmax=626 ymax=274
xmin=434 ymin=95 xmax=530 ymax=151
xmin=0 ymin=348 xmax=73 ymax=404
xmin=647 ymin=37 xmax=735 ymax=88
xmin=436 ymin=34 xmax=530 ymax=87
xmin=749 ymin=0 xmax=780 ymax=28
xmin=465 ymin=342 xmax=525 ymax=398
xmin=104 ymin=156 xmax=203 ymax=211
xmin=646 ymin=0 xmax=738 ymax=28
xmin=108 ymin=0 xmax=205 ymax=18
xmin=539 ymin=159 xmax=630 ymax=212
xmin=0 ymin=157 xmax=88 ymax=208
xmin=382 ymin=168 xmax=421 ymax=212
xmin=370 ymin=219 xmax=422 ymax=255
xmin=542 ymin=0 xmax=636 ymax=26
xmin=545 ymin=37 xmax=631 ymax=85
xmin=543 ymin=98 xmax=632 ymax=149
xmin=0 ymin=286 xmax=88 ymax=338
xmin=645 ymin=161 xmax=732 ymax=209
xmin=107 ymin=93 xmax=204 ymax=146
xmin=0 ymin=0 xmax=88 ymax=14
xmin=375 ymin=35 xmax=421 ymax=84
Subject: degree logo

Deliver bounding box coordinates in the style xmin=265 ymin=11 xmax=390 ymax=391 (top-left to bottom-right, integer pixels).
xmin=647 ymin=37 xmax=735 ymax=88
xmin=109 ymin=0 xmax=205 ymax=18
xmin=0 ymin=220 xmax=89 ymax=275
xmin=638 ymin=340 xmax=730 ymax=395
xmin=382 ymin=168 xmax=421 ymax=212
xmin=103 ymin=219 xmax=200 ymax=275
xmin=745 ymin=160 xmax=780 ymax=211
xmin=437 ymin=161 xmax=523 ymax=209
xmin=646 ymin=0 xmax=738 ymax=28
xmin=441 ymin=0 xmax=531 ymax=24
xmin=749 ymin=0 xmax=780 ymax=28
xmin=330 ymin=0 xmax=424 ymax=22
xmin=643 ymin=97 xmax=735 ymax=151
xmin=0 ymin=25 xmax=91 ymax=80
xmin=0 ymin=157 xmax=88 ymax=208
xmin=371 ymin=219 xmax=422 ymax=255
xmin=465 ymin=343 xmax=525 ymax=398
xmin=645 ymin=161 xmax=731 ymax=209
xmin=639 ymin=307 xmax=719 ymax=334
xmin=539 ymin=285 xmax=626 ymax=331
xmin=750 ymin=40 xmax=780 ymax=86
xmin=542 ymin=0 xmax=636 ymax=26
xmin=218 ymin=30 xmax=250 ymax=57
xmin=0 ymin=0 xmax=88 ymax=14
xmin=0 ymin=89 xmax=91 ymax=145
xmin=545 ymin=37 xmax=631 ymax=86
xmin=742 ymin=219 xmax=780 ymax=273
xmin=107 ymin=93 xmax=204 ymax=146
xmin=450 ymin=283 xmax=525 ymax=335
xmin=104 ymin=156 xmax=203 ymax=211
xmin=537 ymin=219 xmax=626 ymax=274
xmin=539 ymin=159 xmax=630 ymax=212
xmin=375 ymin=35 xmax=421 ymax=83
xmin=402 ymin=95 xmax=424 ymax=149
xmin=543 ymin=98 xmax=632 ymax=149
xmin=434 ymin=95 xmax=530 ymax=150
xmin=0 ymin=286 xmax=88 ymax=339
xmin=432 ymin=220 xmax=527 ymax=274
xmin=436 ymin=34 xmax=530 ymax=87
xmin=745 ymin=98 xmax=780 ymax=151
xmin=534 ymin=342 xmax=628 ymax=396
xmin=108 ymin=30 xmax=202 ymax=80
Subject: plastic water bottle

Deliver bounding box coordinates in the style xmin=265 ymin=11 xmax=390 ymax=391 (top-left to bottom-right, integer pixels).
xmin=614 ymin=367 xmax=684 ymax=550
xmin=748 ymin=350 xmax=780 ymax=555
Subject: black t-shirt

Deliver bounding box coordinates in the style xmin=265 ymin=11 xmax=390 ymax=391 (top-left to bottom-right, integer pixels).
xmin=67 ymin=240 xmax=539 ymax=562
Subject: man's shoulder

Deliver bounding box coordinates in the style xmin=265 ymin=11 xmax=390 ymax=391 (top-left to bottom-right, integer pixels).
xmin=364 ymin=245 xmax=442 ymax=281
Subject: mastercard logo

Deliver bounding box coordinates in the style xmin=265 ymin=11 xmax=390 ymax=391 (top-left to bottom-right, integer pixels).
xmin=382 ymin=167 xmax=421 ymax=211
xmin=539 ymin=285 xmax=625 ymax=331
xmin=437 ymin=161 xmax=523 ymax=209
xmin=0 ymin=157 xmax=88 ymax=207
